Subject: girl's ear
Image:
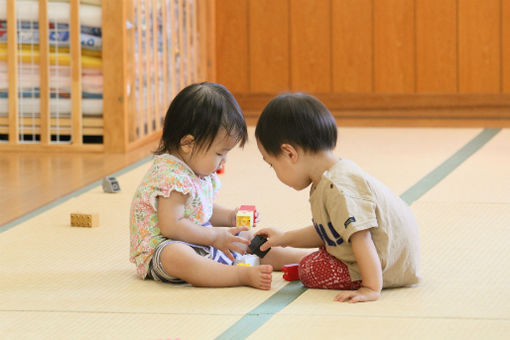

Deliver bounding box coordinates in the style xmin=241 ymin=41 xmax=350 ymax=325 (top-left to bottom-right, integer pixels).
xmin=280 ymin=144 xmax=299 ymax=163
xmin=179 ymin=135 xmax=195 ymax=154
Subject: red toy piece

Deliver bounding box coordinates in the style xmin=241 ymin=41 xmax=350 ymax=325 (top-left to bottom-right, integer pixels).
xmin=216 ymin=165 xmax=225 ymax=174
xmin=239 ymin=205 xmax=256 ymax=213
xmin=282 ymin=263 xmax=300 ymax=281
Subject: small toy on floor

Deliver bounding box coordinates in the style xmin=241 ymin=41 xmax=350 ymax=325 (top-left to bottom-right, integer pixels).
xmin=249 ymin=234 xmax=271 ymax=258
xmin=70 ymin=213 xmax=99 ymax=228
xmin=102 ymin=176 xmax=121 ymax=193
xmin=282 ymin=263 xmax=300 ymax=281
xmin=216 ymin=164 xmax=225 ymax=174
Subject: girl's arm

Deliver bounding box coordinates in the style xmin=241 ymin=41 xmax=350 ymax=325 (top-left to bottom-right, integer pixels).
xmin=157 ymin=192 xmax=249 ymax=259
xmin=210 ymin=203 xmax=236 ymax=227
xmin=257 ymin=225 xmax=324 ymax=250
xmin=334 ymin=229 xmax=382 ymax=303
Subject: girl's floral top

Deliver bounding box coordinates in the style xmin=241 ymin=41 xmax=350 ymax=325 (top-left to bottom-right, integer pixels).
xmin=129 ymin=154 xmax=220 ymax=278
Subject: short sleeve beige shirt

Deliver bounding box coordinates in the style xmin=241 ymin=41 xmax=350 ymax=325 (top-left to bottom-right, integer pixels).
xmin=309 ymin=159 xmax=420 ymax=288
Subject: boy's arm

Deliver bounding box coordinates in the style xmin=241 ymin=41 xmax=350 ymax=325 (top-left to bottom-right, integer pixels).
xmin=334 ymin=229 xmax=382 ymax=303
xmin=257 ymin=225 xmax=323 ymax=250
xmin=158 ymin=192 xmax=248 ymax=259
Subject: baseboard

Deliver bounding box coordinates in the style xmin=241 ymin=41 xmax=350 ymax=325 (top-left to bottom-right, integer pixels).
xmin=238 ymin=92 xmax=510 ymax=127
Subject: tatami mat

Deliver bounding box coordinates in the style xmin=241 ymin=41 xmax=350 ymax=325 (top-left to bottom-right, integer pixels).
xmin=254 ymin=202 xmax=510 ymax=339
xmin=1 ymin=127 xmax=508 ymax=339
xmin=420 ymin=129 xmax=510 ymax=203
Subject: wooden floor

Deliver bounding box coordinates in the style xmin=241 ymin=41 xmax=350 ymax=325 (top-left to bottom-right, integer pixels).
xmin=0 ymin=140 xmax=159 ymax=227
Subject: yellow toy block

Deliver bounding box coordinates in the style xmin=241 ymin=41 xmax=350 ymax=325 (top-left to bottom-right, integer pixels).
xmin=236 ymin=205 xmax=256 ymax=229
xmin=236 ymin=214 xmax=253 ymax=228
xmin=70 ymin=213 xmax=99 ymax=228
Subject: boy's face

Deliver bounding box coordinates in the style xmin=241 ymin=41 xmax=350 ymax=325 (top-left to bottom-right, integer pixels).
xmin=257 ymin=139 xmax=312 ymax=191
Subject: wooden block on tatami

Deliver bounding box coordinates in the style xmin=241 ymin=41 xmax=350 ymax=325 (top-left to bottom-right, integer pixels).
xmin=70 ymin=213 xmax=99 ymax=228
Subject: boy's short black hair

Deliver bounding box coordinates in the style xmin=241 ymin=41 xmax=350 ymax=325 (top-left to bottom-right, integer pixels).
xmin=255 ymin=93 xmax=337 ymax=156
xmin=155 ymin=82 xmax=247 ymax=155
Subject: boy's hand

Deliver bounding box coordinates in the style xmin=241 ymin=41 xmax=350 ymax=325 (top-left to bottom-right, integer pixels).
xmin=333 ymin=286 xmax=381 ymax=303
xmin=255 ymin=227 xmax=285 ymax=251
xmin=212 ymin=226 xmax=250 ymax=260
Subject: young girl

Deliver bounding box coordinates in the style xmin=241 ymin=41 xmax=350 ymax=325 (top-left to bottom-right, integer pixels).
xmin=254 ymin=93 xmax=420 ymax=302
xmin=130 ymin=82 xmax=306 ymax=290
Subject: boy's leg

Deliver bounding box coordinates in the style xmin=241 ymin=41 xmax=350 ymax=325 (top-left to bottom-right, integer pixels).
xmin=159 ymin=242 xmax=273 ymax=289
xmin=298 ymin=247 xmax=361 ymax=290
xmin=259 ymin=246 xmax=310 ymax=270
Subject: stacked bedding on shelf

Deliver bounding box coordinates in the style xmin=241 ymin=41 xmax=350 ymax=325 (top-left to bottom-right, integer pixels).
xmin=0 ymin=0 xmax=102 ymax=118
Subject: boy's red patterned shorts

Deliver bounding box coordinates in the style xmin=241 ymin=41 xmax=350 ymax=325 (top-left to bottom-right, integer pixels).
xmin=298 ymin=247 xmax=362 ymax=290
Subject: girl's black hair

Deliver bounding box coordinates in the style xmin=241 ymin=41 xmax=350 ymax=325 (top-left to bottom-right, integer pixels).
xmin=154 ymin=82 xmax=247 ymax=155
xmin=255 ymin=93 xmax=337 ymax=156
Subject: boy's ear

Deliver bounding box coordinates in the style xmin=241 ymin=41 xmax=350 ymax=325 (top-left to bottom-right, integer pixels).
xmin=180 ymin=134 xmax=195 ymax=154
xmin=280 ymin=144 xmax=299 ymax=163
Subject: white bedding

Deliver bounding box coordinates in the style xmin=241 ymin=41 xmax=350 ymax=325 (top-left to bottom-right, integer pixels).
xmin=0 ymin=0 xmax=101 ymax=28
xmin=0 ymin=97 xmax=103 ymax=116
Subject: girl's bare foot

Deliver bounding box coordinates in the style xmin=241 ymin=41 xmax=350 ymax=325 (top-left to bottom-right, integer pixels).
xmin=238 ymin=264 xmax=273 ymax=290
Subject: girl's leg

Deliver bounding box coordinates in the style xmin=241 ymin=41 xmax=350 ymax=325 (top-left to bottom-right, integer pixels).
xmin=160 ymin=242 xmax=273 ymax=289
xmin=298 ymin=247 xmax=361 ymax=290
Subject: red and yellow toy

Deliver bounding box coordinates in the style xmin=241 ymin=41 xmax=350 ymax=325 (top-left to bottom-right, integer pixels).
xmin=236 ymin=205 xmax=256 ymax=229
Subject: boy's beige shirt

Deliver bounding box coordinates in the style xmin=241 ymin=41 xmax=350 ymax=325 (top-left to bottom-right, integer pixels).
xmin=309 ymin=158 xmax=420 ymax=288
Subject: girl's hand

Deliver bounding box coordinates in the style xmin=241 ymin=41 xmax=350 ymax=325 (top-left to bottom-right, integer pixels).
xmin=230 ymin=207 xmax=261 ymax=227
xmin=333 ymin=286 xmax=381 ymax=303
xmin=255 ymin=227 xmax=285 ymax=251
xmin=253 ymin=209 xmax=261 ymax=227
xmin=212 ymin=226 xmax=250 ymax=261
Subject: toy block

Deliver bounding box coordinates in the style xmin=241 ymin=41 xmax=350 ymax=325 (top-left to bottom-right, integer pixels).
xmin=102 ymin=176 xmax=121 ymax=193
xmin=70 ymin=213 xmax=99 ymax=228
xmin=282 ymin=263 xmax=300 ymax=281
xmin=249 ymin=235 xmax=270 ymax=258
xmin=236 ymin=205 xmax=256 ymax=229
xmin=234 ymin=254 xmax=260 ymax=267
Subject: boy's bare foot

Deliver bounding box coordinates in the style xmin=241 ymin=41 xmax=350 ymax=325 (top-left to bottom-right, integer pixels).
xmin=239 ymin=264 xmax=273 ymax=290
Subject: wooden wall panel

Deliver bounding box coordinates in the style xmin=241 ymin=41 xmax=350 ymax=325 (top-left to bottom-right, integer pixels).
xmin=212 ymin=0 xmax=510 ymax=127
xmin=249 ymin=0 xmax=289 ymax=92
xmin=373 ymin=0 xmax=415 ymax=93
xmin=458 ymin=0 xmax=500 ymax=93
xmin=416 ymin=0 xmax=457 ymax=93
xmin=332 ymin=0 xmax=372 ymax=93
xmin=215 ymin=0 xmax=249 ymax=92
xmin=290 ymin=0 xmax=331 ymax=92
xmin=503 ymin=0 xmax=510 ymax=93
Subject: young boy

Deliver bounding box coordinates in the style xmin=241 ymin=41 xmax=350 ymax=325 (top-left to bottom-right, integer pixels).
xmin=254 ymin=93 xmax=420 ymax=303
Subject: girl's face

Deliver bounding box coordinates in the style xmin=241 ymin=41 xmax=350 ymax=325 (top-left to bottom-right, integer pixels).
xmin=182 ymin=129 xmax=238 ymax=178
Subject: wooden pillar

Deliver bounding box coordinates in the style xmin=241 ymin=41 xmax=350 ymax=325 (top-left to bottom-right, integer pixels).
xmin=7 ymin=0 xmax=19 ymax=144
xmin=39 ymin=0 xmax=50 ymax=145
xmin=102 ymin=0 xmax=130 ymax=152
xmin=70 ymin=0 xmax=83 ymax=145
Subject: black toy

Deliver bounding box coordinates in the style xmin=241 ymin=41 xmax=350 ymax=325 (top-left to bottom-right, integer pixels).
xmin=249 ymin=235 xmax=271 ymax=258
